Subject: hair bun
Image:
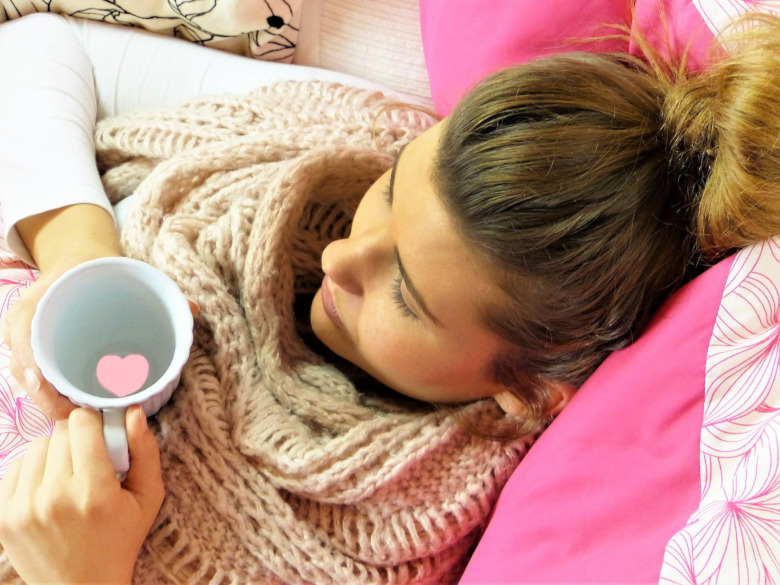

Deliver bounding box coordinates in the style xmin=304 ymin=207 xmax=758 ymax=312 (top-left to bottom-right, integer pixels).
xmin=677 ymin=14 xmax=780 ymax=255
xmin=658 ymin=78 xmax=717 ymax=204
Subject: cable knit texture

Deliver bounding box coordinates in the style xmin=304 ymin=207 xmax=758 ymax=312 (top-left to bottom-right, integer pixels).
xmin=0 ymin=81 xmax=530 ymax=585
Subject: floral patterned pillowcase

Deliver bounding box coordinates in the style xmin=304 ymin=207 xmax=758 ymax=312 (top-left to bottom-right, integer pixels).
xmin=0 ymin=0 xmax=303 ymax=62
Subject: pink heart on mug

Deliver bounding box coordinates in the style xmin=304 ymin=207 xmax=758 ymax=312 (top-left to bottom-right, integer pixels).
xmin=96 ymin=354 xmax=150 ymax=398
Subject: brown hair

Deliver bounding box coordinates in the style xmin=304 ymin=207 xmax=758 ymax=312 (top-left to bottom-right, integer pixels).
xmin=434 ymin=15 xmax=780 ymax=438
xmin=686 ymin=14 xmax=780 ymax=253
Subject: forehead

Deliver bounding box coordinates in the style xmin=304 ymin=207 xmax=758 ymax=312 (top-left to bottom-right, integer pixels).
xmin=393 ymin=123 xmax=505 ymax=329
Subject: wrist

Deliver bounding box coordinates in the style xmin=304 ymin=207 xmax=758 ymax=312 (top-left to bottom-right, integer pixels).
xmin=43 ymin=242 xmax=123 ymax=278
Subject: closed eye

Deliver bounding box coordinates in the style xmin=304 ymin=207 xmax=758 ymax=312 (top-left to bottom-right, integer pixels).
xmin=391 ymin=276 xmax=417 ymax=319
xmin=383 ymin=182 xmax=393 ymax=206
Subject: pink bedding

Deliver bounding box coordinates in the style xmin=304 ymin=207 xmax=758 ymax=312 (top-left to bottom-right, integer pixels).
xmin=3 ymin=1 xmax=780 ymax=582
xmin=420 ymin=0 xmax=723 ymax=116
xmin=461 ymin=239 xmax=780 ymax=583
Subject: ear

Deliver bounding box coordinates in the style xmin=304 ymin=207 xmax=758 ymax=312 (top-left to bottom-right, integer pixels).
xmin=546 ymin=382 xmax=576 ymax=416
xmin=493 ymin=381 xmax=576 ymax=418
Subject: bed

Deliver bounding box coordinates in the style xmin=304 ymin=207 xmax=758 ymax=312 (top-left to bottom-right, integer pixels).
xmin=2 ymin=1 xmax=779 ymax=583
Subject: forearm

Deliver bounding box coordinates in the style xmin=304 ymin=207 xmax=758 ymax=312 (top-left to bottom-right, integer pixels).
xmin=16 ymin=204 xmax=123 ymax=274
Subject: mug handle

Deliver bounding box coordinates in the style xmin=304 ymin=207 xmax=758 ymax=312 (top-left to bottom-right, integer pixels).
xmin=102 ymin=408 xmax=129 ymax=481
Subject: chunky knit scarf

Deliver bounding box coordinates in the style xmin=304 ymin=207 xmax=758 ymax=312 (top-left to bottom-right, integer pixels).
xmin=14 ymin=82 xmax=531 ymax=585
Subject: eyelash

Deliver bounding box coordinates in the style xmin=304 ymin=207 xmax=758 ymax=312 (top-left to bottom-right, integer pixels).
xmin=392 ymin=276 xmax=417 ymax=319
xmin=383 ymin=182 xmax=393 ymax=206
xmin=384 ymin=173 xmax=415 ymax=319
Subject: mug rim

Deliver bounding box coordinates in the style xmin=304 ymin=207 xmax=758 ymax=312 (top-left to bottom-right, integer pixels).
xmin=30 ymin=257 xmax=193 ymax=409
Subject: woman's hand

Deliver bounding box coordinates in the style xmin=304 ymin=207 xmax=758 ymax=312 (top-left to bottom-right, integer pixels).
xmin=1 ymin=204 xmax=123 ymax=420
xmin=0 ymin=406 xmax=165 ymax=585
xmin=3 ymin=268 xmax=89 ymax=420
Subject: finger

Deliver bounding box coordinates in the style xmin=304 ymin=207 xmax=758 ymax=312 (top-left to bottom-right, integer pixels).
xmin=123 ymin=406 xmax=165 ymax=512
xmin=41 ymin=418 xmax=73 ymax=484
xmin=14 ymin=434 xmax=51 ymax=493
xmin=1 ymin=301 xmax=28 ymax=354
xmin=4 ymin=282 xmax=74 ymax=421
xmin=5 ymin=300 xmax=36 ymax=374
xmin=8 ymin=338 xmax=75 ymax=421
xmin=8 ymin=330 xmax=36 ymax=394
xmin=177 ymin=287 xmax=199 ymax=317
xmin=12 ymin=369 xmax=76 ymax=421
xmin=67 ymin=409 xmax=116 ymax=482
xmin=0 ymin=454 xmax=24 ymax=500
xmin=33 ymin=379 xmax=77 ymax=421
xmin=9 ymin=361 xmax=75 ymax=421
xmin=0 ymin=312 xmax=12 ymax=350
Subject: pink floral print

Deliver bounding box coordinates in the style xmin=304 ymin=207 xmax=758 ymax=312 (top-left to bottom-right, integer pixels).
xmin=0 ymin=374 xmax=53 ymax=478
xmin=0 ymin=240 xmax=51 ymax=480
xmin=660 ymin=238 xmax=780 ymax=584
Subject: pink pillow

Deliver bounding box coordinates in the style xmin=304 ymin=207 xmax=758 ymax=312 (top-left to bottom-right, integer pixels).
xmin=458 ymin=256 xmax=733 ymax=584
xmin=630 ymin=0 xmax=720 ymax=72
xmin=420 ymin=0 xmax=718 ymax=116
xmin=419 ymin=0 xmax=632 ymax=116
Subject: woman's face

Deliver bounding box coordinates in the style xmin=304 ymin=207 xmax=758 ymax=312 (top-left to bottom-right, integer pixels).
xmin=310 ymin=122 xmax=515 ymax=408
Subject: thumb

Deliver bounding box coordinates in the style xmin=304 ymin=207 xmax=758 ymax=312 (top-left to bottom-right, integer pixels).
xmin=123 ymin=406 xmax=165 ymax=515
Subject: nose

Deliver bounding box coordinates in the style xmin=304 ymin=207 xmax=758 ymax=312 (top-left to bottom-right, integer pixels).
xmin=321 ymin=227 xmax=389 ymax=296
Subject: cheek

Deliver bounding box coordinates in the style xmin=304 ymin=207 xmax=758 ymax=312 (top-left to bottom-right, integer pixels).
xmin=354 ymin=308 xmax=447 ymax=387
xmin=310 ymin=290 xmax=413 ymax=374
xmin=356 ymin=305 xmax=409 ymax=361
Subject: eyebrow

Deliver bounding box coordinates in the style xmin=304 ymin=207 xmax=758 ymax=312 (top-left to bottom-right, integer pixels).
xmin=386 ymin=144 xmax=406 ymax=204
xmin=388 ymin=146 xmax=444 ymax=327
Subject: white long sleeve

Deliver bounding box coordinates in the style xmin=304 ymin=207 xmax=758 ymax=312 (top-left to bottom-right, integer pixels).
xmin=0 ymin=15 xmax=110 ymax=264
xmin=0 ymin=13 xmax=399 ymax=264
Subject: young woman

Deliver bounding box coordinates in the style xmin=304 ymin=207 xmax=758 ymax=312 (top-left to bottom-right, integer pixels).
xmin=2 ymin=9 xmax=780 ymax=585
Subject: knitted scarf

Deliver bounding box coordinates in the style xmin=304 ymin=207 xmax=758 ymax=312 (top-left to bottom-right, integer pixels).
xmin=12 ymin=82 xmax=531 ymax=585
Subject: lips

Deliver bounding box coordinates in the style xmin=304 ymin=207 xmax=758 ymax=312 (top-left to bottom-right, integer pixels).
xmin=321 ymin=275 xmax=346 ymax=330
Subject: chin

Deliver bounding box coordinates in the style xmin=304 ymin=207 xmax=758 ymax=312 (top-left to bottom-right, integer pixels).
xmin=309 ymin=290 xmax=386 ymax=383
xmin=309 ymin=290 xmax=413 ymax=399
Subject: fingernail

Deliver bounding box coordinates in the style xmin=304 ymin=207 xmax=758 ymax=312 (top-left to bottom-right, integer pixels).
xmin=186 ymin=297 xmax=200 ymax=317
xmin=137 ymin=405 xmax=148 ymax=432
xmin=23 ymin=368 xmax=40 ymax=395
